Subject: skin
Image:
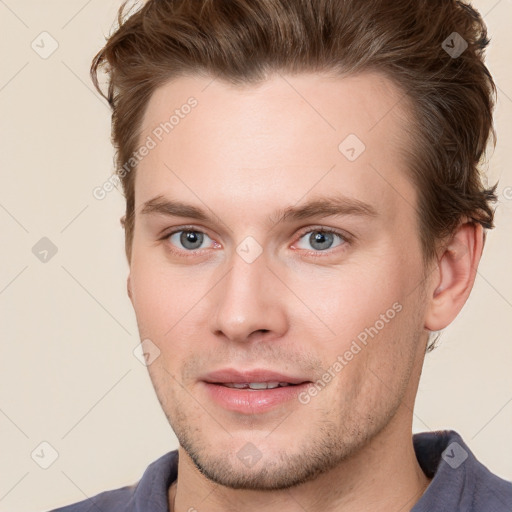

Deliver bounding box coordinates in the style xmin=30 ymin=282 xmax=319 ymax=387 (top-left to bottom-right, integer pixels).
xmin=126 ymin=71 xmax=483 ymax=512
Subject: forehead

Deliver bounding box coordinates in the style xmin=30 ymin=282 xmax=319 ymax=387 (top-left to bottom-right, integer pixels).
xmin=134 ymin=71 xmax=416 ymax=224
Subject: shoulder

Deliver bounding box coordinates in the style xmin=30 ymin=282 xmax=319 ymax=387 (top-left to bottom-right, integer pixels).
xmin=412 ymin=430 xmax=512 ymax=512
xmin=47 ymin=484 xmax=137 ymax=512
xmin=468 ymin=445 xmax=512 ymax=511
xmin=47 ymin=450 xmax=179 ymax=512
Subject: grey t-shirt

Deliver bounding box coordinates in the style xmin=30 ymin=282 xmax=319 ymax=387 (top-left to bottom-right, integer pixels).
xmin=49 ymin=430 xmax=512 ymax=511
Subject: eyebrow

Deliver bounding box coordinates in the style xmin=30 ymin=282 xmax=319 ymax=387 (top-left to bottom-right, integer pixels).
xmin=140 ymin=194 xmax=378 ymax=226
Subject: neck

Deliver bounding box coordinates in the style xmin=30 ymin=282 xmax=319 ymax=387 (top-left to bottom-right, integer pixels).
xmin=169 ymin=414 xmax=431 ymax=512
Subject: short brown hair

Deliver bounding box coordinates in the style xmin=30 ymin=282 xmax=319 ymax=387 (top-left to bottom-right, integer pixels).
xmin=91 ymin=0 xmax=498 ymax=266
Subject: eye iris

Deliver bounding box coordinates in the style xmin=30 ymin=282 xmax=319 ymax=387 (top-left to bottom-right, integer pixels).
xmin=180 ymin=231 xmax=203 ymax=250
xmin=310 ymin=231 xmax=334 ymax=251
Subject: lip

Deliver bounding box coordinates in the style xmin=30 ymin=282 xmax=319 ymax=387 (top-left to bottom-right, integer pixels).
xmin=201 ymin=368 xmax=311 ymax=414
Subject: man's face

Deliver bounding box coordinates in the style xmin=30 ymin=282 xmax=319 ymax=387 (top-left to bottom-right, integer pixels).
xmin=128 ymin=72 xmax=431 ymax=489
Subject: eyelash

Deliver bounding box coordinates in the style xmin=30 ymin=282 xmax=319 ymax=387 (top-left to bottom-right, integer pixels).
xmin=160 ymin=225 xmax=351 ymax=258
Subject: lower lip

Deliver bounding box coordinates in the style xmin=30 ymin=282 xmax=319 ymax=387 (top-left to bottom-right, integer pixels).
xmin=202 ymin=382 xmax=310 ymax=414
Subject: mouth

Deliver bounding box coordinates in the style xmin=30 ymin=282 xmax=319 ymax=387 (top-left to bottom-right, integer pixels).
xmin=201 ymin=369 xmax=312 ymax=413
xmin=202 ymin=368 xmax=310 ymax=387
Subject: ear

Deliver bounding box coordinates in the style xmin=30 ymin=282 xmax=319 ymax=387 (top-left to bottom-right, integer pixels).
xmin=127 ymin=274 xmax=133 ymax=302
xmin=122 ymin=215 xmax=133 ymax=301
xmin=424 ymin=222 xmax=484 ymax=332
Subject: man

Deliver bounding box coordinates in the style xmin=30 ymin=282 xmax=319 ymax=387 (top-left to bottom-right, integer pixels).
xmin=52 ymin=0 xmax=512 ymax=510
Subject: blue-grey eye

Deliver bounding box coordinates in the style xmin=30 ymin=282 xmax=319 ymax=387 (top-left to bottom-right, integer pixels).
xmin=296 ymin=230 xmax=344 ymax=251
xmin=169 ymin=230 xmax=211 ymax=250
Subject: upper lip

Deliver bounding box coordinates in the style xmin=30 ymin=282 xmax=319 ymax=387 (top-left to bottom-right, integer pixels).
xmin=202 ymin=368 xmax=310 ymax=385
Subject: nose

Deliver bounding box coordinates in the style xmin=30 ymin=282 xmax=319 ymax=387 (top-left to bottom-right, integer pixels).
xmin=209 ymin=248 xmax=288 ymax=344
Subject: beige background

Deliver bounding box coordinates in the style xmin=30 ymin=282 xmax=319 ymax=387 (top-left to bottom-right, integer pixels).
xmin=0 ymin=1 xmax=511 ymax=511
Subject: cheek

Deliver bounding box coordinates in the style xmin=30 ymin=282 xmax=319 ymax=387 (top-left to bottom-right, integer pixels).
xmin=129 ymin=256 xmax=213 ymax=361
xmin=129 ymin=251 xmax=186 ymax=339
xmin=297 ymin=258 xmax=408 ymax=348
xmin=302 ymin=257 xmax=423 ymax=406
xmin=130 ymin=270 xmax=169 ymax=328
xmin=323 ymin=296 xmax=421 ymax=422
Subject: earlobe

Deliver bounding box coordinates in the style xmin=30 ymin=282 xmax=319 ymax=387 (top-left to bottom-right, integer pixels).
xmin=424 ymin=222 xmax=484 ymax=332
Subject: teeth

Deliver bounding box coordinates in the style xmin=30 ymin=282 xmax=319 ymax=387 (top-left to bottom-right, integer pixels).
xmin=222 ymin=381 xmax=287 ymax=389
xmin=249 ymin=382 xmax=275 ymax=390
